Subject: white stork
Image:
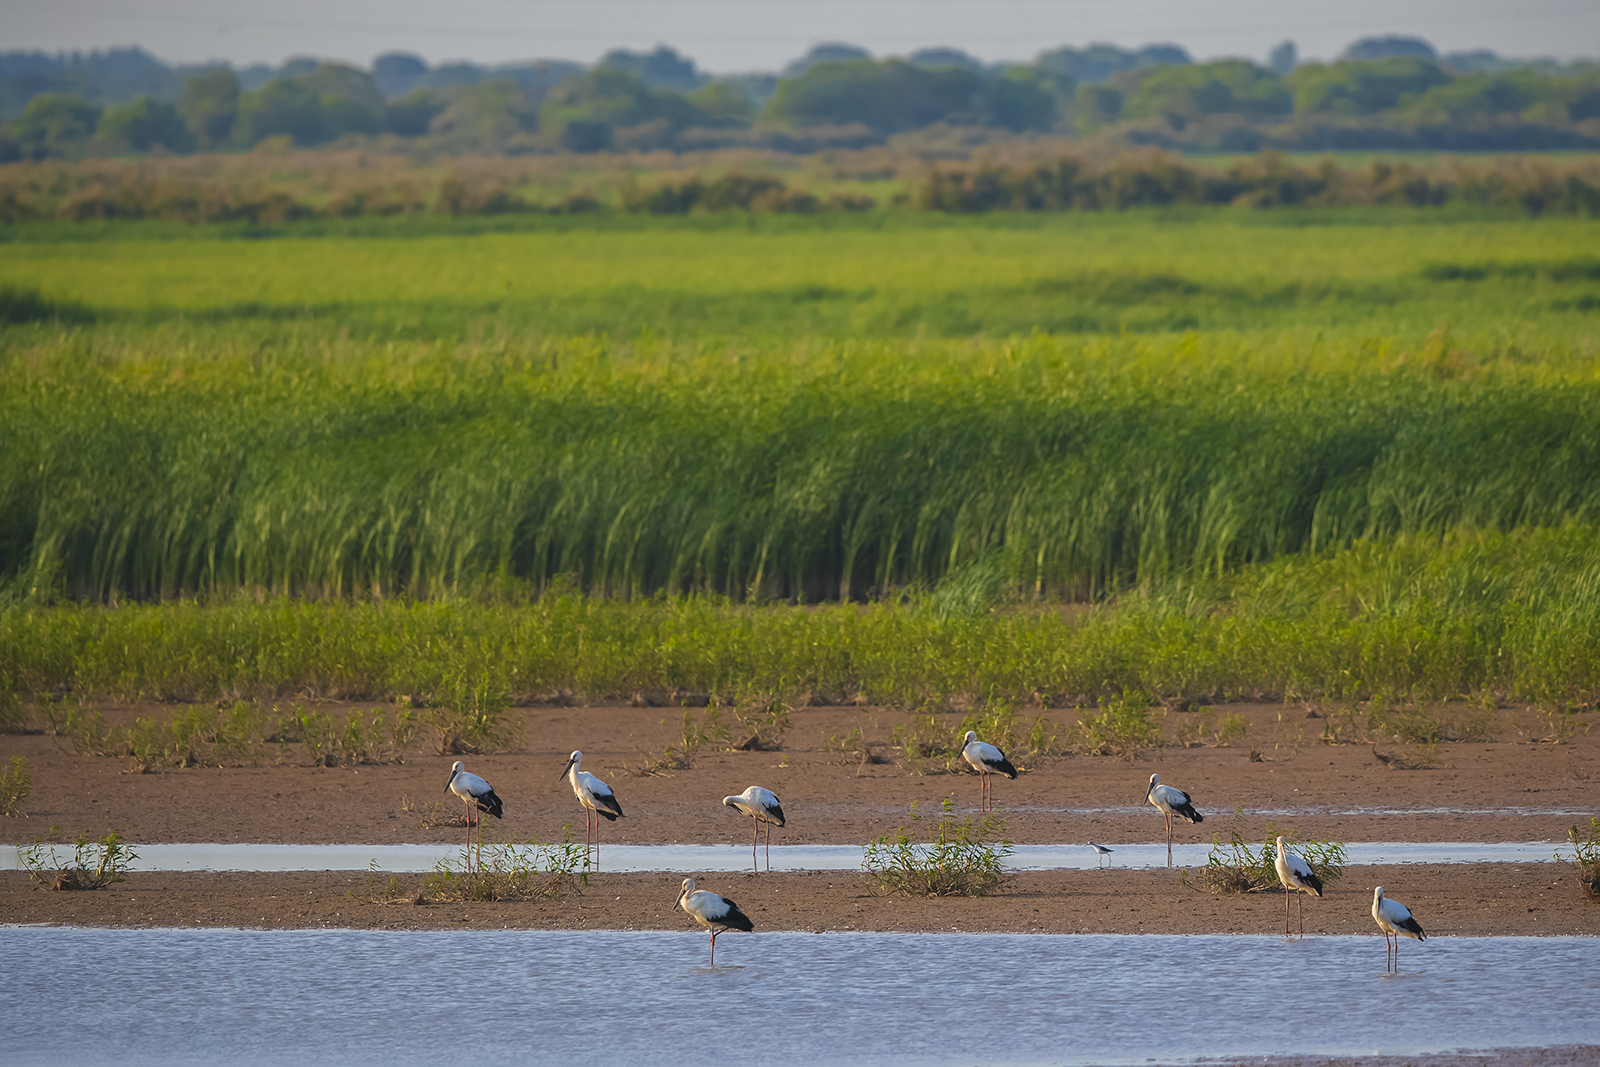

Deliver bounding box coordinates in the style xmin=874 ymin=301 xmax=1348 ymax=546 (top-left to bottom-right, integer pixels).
xmin=1371 ymin=886 xmax=1426 ymax=972
xmin=444 ymin=760 xmax=503 ymax=868
xmin=1273 ymin=836 xmax=1324 ymax=936
xmin=676 ymin=877 xmax=755 ymax=965
xmin=1146 ymin=773 xmax=1203 ymax=860
xmin=961 ymin=730 xmax=1017 ymax=813
xmin=723 ymin=786 xmax=785 ymax=873
xmin=560 ymin=750 xmax=623 ymax=870
xmin=1088 ymin=841 xmax=1114 ymax=868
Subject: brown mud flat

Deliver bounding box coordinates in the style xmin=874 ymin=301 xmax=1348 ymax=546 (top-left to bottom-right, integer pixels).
xmin=3 ymin=863 xmax=1597 ymax=936
xmin=2 ymin=700 xmax=1596 ymax=943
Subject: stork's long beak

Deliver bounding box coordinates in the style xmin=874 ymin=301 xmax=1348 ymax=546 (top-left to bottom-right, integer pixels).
xmin=443 ymin=770 xmax=455 ymax=793
xmin=556 ymin=757 xmax=574 ymax=782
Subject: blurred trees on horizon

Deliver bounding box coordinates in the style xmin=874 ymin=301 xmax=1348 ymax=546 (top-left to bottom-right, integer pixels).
xmin=3 ymin=37 xmax=1599 ymax=162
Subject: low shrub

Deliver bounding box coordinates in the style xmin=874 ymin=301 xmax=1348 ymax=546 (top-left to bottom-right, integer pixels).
xmin=19 ymin=828 xmax=138 ymax=890
xmin=863 ymin=798 xmax=1012 ymax=897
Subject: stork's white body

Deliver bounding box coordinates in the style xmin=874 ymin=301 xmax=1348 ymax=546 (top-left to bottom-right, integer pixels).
xmin=723 ymin=786 xmax=785 ymax=873
xmin=561 ymin=750 xmax=623 ymax=869
xmin=961 ymin=731 xmax=1017 ymax=813
xmin=676 ymin=877 xmax=754 ymax=964
xmin=1146 ymin=773 xmax=1203 ymax=860
xmin=1273 ymin=836 xmax=1323 ymax=936
xmin=444 ymin=760 xmax=502 ymax=868
xmin=1372 ymin=886 xmax=1426 ymax=972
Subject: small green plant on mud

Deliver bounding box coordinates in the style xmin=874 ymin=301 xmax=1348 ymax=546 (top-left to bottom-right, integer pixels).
xmin=730 ymin=691 xmax=793 ymax=751
xmin=1079 ymin=688 xmax=1162 ymax=759
xmin=1 ymin=756 xmax=28 ymax=816
xmin=1182 ymin=809 xmax=1347 ymax=895
xmin=422 ymin=837 xmax=590 ymax=902
xmin=1175 ymin=708 xmax=1251 ymax=749
xmin=19 ymin=828 xmax=139 ymax=890
xmin=426 ymin=673 xmax=519 ymax=755
xmin=863 ymin=798 xmax=1012 ymax=897
xmin=1560 ymin=817 xmax=1600 ymax=902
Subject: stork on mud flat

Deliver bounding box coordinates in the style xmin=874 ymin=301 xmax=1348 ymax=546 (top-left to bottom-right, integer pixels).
xmin=961 ymin=731 xmax=1017 ymax=813
xmin=723 ymin=786 xmax=785 ymax=873
xmin=560 ymin=751 xmax=623 ymax=870
xmin=445 ymin=760 xmax=503 ymax=869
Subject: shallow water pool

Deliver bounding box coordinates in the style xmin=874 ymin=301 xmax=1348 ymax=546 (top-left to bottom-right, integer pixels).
xmin=1 ymin=839 xmax=1574 ymax=873
xmin=1 ymin=927 xmax=1594 ymax=1066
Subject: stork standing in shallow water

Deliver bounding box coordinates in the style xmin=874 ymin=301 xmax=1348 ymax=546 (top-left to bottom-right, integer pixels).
xmin=560 ymin=751 xmax=623 ymax=870
xmin=1273 ymin=836 xmax=1324 ymax=936
xmin=676 ymin=877 xmax=754 ymax=965
xmin=723 ymin=786 xmax=785 ymax=873
xmin=1371 ymin=886 xmax=1426 ymax=972
xmin=444 ymin=760 xmax=502 ymax=869
xmin=961 ymin=731 xmax=1017 ymax=813
xmin=1145 ymin=773 xmax=1203 ymax=863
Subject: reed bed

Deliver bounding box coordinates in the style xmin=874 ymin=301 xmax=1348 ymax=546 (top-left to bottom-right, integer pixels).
xmin=5 ymin=325 xmax=1600 ymax=603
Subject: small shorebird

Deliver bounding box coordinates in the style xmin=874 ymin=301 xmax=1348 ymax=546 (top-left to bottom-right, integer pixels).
xmin=961 ymin=731 xmax=1017 ymax=813
xmin=676 ymin=877 xmax=754 ymax=965
xmin=444 ymin=760 xmax=503 ymax=868
xmin=560 ymin=751 xmax=623 ymax=870
xmin=723 ymin=786 xmax=786 ymax=873
xmin=1146 ymin=773 xmax=1203 ymax=861
xmin=1273 ymin=836 xmax=1324 ymax=936
xmin=1088 ymin=841 xmax=1114 ymax=868
xmin=1371 ymin=886 xmax=1426 ymax=972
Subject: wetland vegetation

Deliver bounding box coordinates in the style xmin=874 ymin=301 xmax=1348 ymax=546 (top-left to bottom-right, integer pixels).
xmin=1 ymin=204 xmax=1597 ymax=739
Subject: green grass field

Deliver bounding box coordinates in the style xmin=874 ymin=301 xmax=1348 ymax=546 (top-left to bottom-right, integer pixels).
xmin=2 ymin=209 xmax=1598 ymax=722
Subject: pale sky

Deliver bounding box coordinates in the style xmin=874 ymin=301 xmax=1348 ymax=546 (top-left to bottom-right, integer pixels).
xmin=3 ymin=0 xmax=1597 ymax=72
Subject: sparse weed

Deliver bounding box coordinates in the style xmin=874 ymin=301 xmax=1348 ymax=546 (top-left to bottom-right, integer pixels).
xmin=862 ymin=798 xmax=1012 ymax=897
xmin=731 ymin=692 xmax=793 ymax=751
xmin=1183 ymin=810 xmax=1347 ymax=895
xmin=1560 ymin=817 xmax=1600 ymax=902
xmin=423 ymin=837 xmax=590 ymax=902
xmin=1079 ymin=688 xmax=1162 ymax=759
xmin=1 ymin=756 xmax=28 ymax=816
xmin=19 ymin=828 xmax=138 ymax=890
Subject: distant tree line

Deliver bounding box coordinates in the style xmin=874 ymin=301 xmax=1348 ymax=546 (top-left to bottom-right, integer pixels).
xmin=2 ymin=37 xmax=1598 ymax=161
xmin=5 ymin=152 xmax=1596 ymax=226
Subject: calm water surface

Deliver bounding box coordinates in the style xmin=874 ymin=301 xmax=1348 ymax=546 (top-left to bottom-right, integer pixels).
xmin=1 ymin=928 xmax=1594 ymax=1066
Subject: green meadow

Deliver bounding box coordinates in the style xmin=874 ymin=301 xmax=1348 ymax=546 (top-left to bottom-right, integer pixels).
xmin=2 ymin=209 xmax=1599 ymax=727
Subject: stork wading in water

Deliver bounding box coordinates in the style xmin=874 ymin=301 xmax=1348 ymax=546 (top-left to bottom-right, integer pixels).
xmin=560 ymin=751 xmax=623 ymax=870
xmin=961 ymin=731 xmax=1017 ymax=813
xmin=1371 ymin=886 xmax=1426 ymax=972
xmin=723 ymin=786 xmax=785 ymax=873
xmin=676 ymin=877 xmax=754 ymax=965
xmin=1145 ymin=773 xmax=1203 ymax=863
xmin=1273 ymin=836 xmax=1324 ymax=936
xmin=445 ymin=761 xmax=503 ymax=870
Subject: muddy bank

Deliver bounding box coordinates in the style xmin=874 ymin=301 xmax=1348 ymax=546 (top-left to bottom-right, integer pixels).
xmin=4 ymin=863 xmax=1595 ymax=935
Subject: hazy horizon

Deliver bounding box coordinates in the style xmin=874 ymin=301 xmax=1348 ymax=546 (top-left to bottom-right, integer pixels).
xmin=5 ymin=0 xmax=1598 ymax=74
